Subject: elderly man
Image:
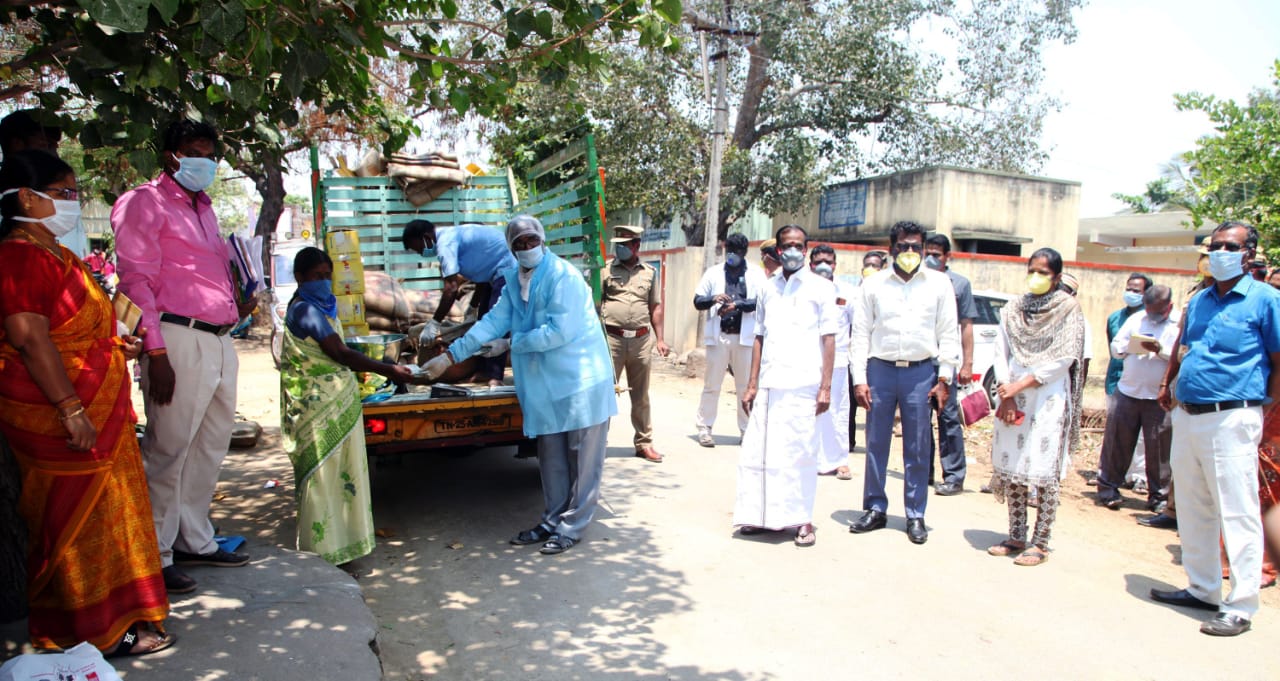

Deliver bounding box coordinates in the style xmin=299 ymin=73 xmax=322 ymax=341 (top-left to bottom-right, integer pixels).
xmin=692 ymin=233 xmax=766 ymax=447
xmin=810 ymin=244 xmax=855 ymax=479
xmin=735 ymin=225 xmax=837 ymax=546
xmin=401 ymin=219 xmax=517 ymax=386
xmin=923 ymin=234 xmax=977 ymax=495
xmin=112 ymin=119 xmax=257 ymax=594
xmin=422 ymin=215 xmax=617 ymax=555
xmin=1096 ymin=285 xmax=1178 ymax=511
xmin=1152 ymin=221 xmax=1280 ymax=637
xmin=600 ymin=225 xmax=669 ymax=462
xmin=849 ymin=221 xmax=960 ymax=545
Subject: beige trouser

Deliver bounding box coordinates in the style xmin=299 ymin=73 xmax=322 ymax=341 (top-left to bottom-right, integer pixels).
xmin=140 ymin=322 xmax=239 ymax=567
xmin=607 ymin=330 xmax=653 ymax=448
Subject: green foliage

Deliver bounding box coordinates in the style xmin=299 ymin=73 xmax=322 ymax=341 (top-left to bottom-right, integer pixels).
xmin=1111 ymin=178 xmax=1189 ymax=214
xmin=1176 ymin=60 xmax=1280 ymax=251
xmin=488 ymin=0 xmax=1080 ymax=243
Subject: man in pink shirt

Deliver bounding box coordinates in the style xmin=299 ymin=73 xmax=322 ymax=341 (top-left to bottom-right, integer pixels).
xmin=112 ymin=120 xmax=256 ymax=594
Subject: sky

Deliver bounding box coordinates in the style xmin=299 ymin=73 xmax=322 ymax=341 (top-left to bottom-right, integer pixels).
xmin=1038 ymin=0 xmax=1280 ymax=217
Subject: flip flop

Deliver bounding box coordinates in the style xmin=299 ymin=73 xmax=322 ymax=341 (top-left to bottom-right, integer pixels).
xmin=794 ymin=524 xmax=816 ymax=547
xmin=1013 ymin=547 xmax=1050 ymax=566
xmin=987 ymin=540 xmax=1027 ymax=557
xmin=106 ymin=626 xmax=176 ymax=659
xmin=835 ymin=467 xmax=852 ymax=481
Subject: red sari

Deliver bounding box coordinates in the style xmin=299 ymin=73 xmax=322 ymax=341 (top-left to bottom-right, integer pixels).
xmin=0 ymin=240 xmax=167 ymax=651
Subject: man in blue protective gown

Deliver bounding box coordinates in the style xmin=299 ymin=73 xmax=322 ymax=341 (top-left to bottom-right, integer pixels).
xmin=422 ymin=215 xmax=617 ymax=555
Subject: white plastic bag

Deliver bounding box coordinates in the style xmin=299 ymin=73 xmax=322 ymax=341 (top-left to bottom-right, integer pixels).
xmin=0 ymin=642 xmax=121 ymax=681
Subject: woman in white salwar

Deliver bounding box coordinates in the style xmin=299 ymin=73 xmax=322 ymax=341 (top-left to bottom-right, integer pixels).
xmin=987 ymin=248 xmax=1085 ymax=567
xmin=280 ymin=248 xmax=413 ymax=564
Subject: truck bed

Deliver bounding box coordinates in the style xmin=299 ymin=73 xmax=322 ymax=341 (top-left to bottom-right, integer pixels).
xmin=360 ymin=382 xmax=532 ymax=455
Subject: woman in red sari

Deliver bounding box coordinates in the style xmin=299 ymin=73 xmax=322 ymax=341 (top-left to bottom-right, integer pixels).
xmin=0 ymin=150 xmax=172 ymax=656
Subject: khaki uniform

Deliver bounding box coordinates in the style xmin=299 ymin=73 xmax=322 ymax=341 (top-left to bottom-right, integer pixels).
xmin=600 ymin=258 xmax=660 ymax=448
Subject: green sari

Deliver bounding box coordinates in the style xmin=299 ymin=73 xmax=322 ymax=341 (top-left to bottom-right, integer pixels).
xmin=280 ymin=319 xmax=375 ymax=565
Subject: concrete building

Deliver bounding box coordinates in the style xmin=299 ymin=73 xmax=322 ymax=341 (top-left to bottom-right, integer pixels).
xmin=775 ymin=165 xmax=1081 ymax=258
xmin=1077 ymin=211 xmax=1210 ymax=270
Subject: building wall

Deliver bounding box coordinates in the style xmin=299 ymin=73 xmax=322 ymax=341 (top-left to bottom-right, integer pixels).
xmin=1077 ymin=233 xmax=1206 ymax=270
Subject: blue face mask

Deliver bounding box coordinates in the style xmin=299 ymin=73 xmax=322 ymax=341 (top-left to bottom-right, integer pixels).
xmin=299 ymin=279 xmax=338 ymax=319
xmin=172 ymin=156 xmax=218 ymax=193
xmin=725 ymin=253 xmax=744 ymax=268
xmin=420 ymin=244 xmax=436 ymax=258
xmin=615 ymin=244 xmax=634 ymax=262
xmin=1208 ymin=250 xmax=1245 ymax=282
xmin=515 ymin=246 xmax=544 ymax=269
xmin=1123 ymin=291 xmax=1143 ymax=308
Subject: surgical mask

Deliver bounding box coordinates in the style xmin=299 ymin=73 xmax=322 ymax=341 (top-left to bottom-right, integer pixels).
xmin=515 ymin=246 xmax=544 ymax=269
xmin=1123 ymin=291 xmax=1144 ymax=308
xmin=172 ymin=156 xmax=218 ymax=192
xmin=1208 ymin=250 xmax=1244 ymax=281
xmin=3 ymin=189 xmax=81 ymax=237
xmin=298 ymin=280 xmax=338 ymax=319
xmin=862 ymin=266 xmax=877 ymax=278
xmin=420 ymin=245 xmax=436 ymax=258
xmin=725 ymin=253 xmax=744 ymax=269
xmin=895 ymin=251 xmax=921 ymax=274
xmin=812 ymin=263 xmax=834 ymax=280
xmin=924 ymin=255 xmax=943 ymax=271
xmin=615 ymin=244 xmax=634 ymax=262
xmin=1027 ymin=272 xmax=1053 ymax=295
xmin=780 ymin=247 xmax=805 ymax=273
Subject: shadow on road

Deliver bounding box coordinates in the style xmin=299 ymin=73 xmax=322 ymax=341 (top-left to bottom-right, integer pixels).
xmin=356 ymin=445 xmax=763 ymax=680
xmin=962 ymin=528 xmax=1007 ymax=552
xmin=1123 ymin=573 xmax=1209 ymax=621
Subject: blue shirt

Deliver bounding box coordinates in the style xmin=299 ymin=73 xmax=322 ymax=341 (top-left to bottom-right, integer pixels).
xmin=435 ymin=224 xmax=517 ymax=284
xmin=1176 ymin=276 xmax=1280 ymax=404
xmin=448 ymin=253 xmax=617 ymax=437
xmin=285 ymin=300 xmax=337 ymax=342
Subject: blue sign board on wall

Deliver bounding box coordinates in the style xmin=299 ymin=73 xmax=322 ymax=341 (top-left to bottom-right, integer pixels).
xmin=819 ymin=180 xmax=868 ymax=230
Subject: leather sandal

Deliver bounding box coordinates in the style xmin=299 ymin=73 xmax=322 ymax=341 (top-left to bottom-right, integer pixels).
xmin=539 ymin=534 xmax=578 ymax=555
xmin=794 ymin=524 xmax=816 ymax=547
xmin=1013 ymin=547 xmax=1050 ymax=566
xmin=987 ymin=540 xmax=1027 ymax=557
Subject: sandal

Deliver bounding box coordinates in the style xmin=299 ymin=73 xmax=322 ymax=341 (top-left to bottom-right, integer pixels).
xmin=1013 ymin=547 xmax=1050 ymax=567
xmin=510 ymin=524 xmax=554 ymax=546
xmin=794 ymin=524 xmax=816 ymax=547
xmin=539 ymin=534 xmax=578 ymax=555
xmin=106 ymin=625 xmax=176 ymax=658
xmin=738 ymin=525 xmax=768 ymax=535
xmin=987 ymin=540 xmax=1027 ymax=557
xmin=835 ymin=466 xmax=852 ymax=481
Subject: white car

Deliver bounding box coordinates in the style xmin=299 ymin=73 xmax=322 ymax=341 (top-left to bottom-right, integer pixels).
xmin=969 ymin=290 xmax=1014 ymax=408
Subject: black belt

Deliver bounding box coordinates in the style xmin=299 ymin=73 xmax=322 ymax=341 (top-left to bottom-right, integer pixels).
xmin=1181 ymin=400 xmax=1264 ymax=415
xmin=160 ymin=313 xmax=234 ymax=336
xmin=870 ymin=357 xmax=933 ymax=368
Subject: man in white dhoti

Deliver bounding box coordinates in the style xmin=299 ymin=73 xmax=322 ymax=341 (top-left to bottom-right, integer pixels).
xmin=735 ymin=225 xmax=838 ymax=546
xmin=809 ymin=244 xmax=854 ymax=480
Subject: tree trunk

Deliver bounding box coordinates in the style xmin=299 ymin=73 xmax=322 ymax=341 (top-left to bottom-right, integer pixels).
xmin=242 ymin=158 xmax=287 ymax=282
xmin=0 ymin=435 xmax=27 ymax=622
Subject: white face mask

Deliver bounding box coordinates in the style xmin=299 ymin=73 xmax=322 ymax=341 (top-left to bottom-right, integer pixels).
xmin=2 ymin=188 xmax=81 ymax=237
xmin=515 ymin=245 xmax=544 ymax=269
xmin=172 ymin=156 xmax=218 ymax=192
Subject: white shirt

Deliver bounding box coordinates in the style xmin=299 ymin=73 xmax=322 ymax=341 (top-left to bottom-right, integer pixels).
xmin=695 ymin=261 xmax=769 ymax=346
xmin=851 ymin=267 xmax=961 ymax=385
xmin=1110 ymin=310 xmax=1181 ymax=400
xmin=1083 ymin=318 xmax=1094 ymax=361
xmin=755 ymin=268 xmax=839 ymax=390
xmin=832 ymin=279 xmax=856 ymax=368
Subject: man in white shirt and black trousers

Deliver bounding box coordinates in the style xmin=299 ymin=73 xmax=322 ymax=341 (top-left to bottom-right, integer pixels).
xmin=849 ymin=221 xmax=961 ymax=544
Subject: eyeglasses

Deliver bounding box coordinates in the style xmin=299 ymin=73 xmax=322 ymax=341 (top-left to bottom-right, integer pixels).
xmin=42 ymin=187 xmax=79 ymax=200
xmin=896 ymin=243 xmax=923 ymax=252
xmin=1207 ymin=241 xmax=1246 ymax=252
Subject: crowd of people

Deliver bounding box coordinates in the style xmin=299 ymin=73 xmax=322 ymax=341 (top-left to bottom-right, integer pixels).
xmin=2 ymin=105 xmax=1278 ymax=664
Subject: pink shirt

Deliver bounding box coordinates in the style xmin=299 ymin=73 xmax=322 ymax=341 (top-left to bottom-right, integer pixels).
xmin=112 ymin=173 xmax=238 ymax=351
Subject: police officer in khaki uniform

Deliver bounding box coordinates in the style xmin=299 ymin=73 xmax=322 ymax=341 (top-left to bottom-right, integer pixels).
xmin=601 ymin=225 xmax=669 ymax=462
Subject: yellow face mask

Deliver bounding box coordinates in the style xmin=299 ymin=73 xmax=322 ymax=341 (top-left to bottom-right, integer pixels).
xmin=895 ymin=251 xmax=921 ymax=273
xmin=862 ymin=266 xmax=877 ymax=278
xmin=1027 ymin=272 xmax=1053 ymax=295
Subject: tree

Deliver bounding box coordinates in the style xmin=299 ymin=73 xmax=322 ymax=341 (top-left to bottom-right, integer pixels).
xmin=489 ymin=0 xmax=1081 ymax=244
xmin=1176 ymin=60 xmax=1280 ymax=250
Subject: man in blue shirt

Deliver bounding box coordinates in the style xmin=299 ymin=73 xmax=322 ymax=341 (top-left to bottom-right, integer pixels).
xmin=1153 ymin=221 xmax=1280 ymax=637
xmin=402 ymin=219 xmax=517 ymax=385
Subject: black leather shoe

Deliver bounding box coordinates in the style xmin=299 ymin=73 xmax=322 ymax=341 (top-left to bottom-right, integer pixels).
xmin=935 ymin=481 xmax=963 ymax=496
xmin=1150 ymin=588 xmax=1218 ymax=611
xmin=1200 ymin=613 xmax=1251 ymax=637
xmin=162 ymin=565 xmax=197 ymax=594
xmin=906 ymin=518 xmax=928 ymax=544
xmin=849 ymin=510 xmax=887 ymax=534
xmin=1137 ymin=512 xmax=1177 ymax=529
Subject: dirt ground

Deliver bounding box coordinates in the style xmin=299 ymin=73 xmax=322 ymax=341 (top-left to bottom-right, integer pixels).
xmin=222 ymin=340 xmax=1280 ymax=680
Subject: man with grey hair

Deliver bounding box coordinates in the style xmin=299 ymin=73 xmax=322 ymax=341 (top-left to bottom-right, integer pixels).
xmin=1097 ymin=285 xmax=1178 ymax=511
xmin=422 ymin=215 xmax=617 ymax=555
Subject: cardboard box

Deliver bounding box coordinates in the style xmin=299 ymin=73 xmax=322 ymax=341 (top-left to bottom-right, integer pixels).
xmin=325 ymin=229 xmax=361 ymax=256
xmin=336 ymin=294 xmax=366 ymax=325
xmin=331 ymin=255 xmax=366 ymax=295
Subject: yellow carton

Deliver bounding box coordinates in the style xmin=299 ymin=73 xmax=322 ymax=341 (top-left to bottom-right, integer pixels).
xmin=331 ymin=254 xmax=366 ymax=295
xmin=325 ymin=229 xmax=362 ymax=256
xmin=336 ymin=294 xmax=366 ymax=324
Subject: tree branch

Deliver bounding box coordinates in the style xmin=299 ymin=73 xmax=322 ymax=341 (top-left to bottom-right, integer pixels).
xmin=749 ymin=104 xmax=893 ymax=147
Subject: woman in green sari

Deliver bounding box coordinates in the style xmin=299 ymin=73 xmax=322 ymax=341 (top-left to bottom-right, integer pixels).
xmin=281 ymin=247 xmax=413 ymax=564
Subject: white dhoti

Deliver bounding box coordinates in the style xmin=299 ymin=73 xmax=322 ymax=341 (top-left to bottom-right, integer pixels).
xmin=733 ymin=385 xmax=820 ymax=529
xmin=816 ymin=365 xmax=850 ymax=473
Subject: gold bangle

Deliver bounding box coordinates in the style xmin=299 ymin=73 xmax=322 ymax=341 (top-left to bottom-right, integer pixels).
xmin=54 ymin=395 xmax=79 ymax=409
xmin=58 ymin=406 xmax=85 ymax=421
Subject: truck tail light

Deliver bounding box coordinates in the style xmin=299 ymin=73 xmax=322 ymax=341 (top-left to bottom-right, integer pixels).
xmin=365 ymin=417 xmax=387 ymax=435
xmin=972 ymin=374 xmax=982 ymax=384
